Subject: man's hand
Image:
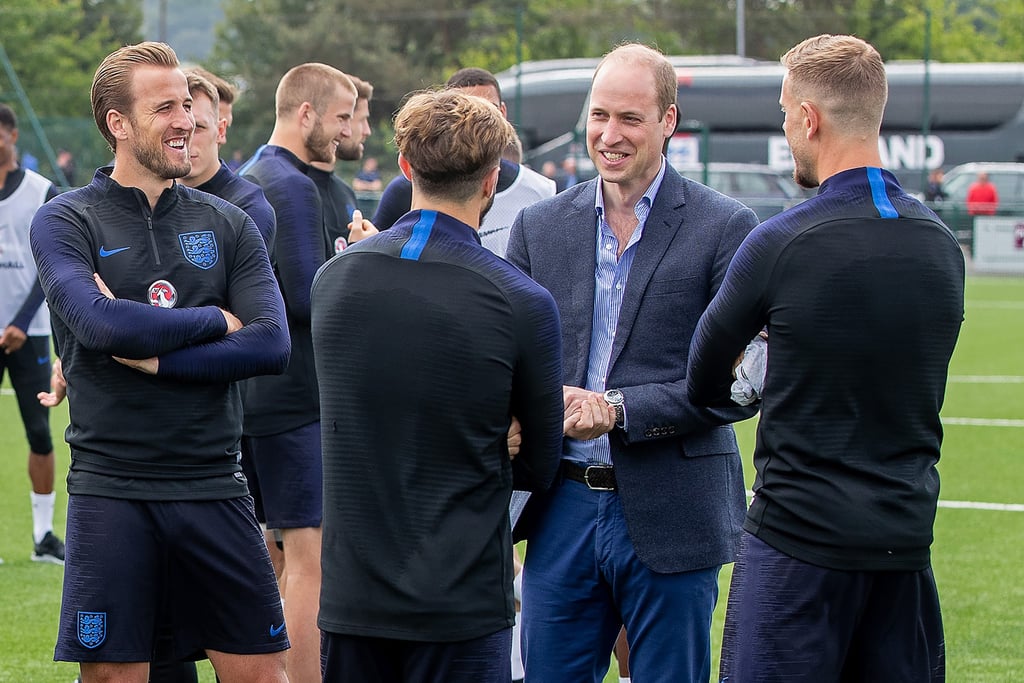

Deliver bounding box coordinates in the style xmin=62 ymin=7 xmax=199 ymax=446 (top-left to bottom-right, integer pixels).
xmin=113 ymin=356 xmax=159 ymax=375
xmin=93 ymin=272 xmax=163 ymax=371
xmin=37 ymin=357 xmax=67 ymax=407
xmin=220 ymin=308 xmax=243 ymax=334
xmin=348 ymin=209 xmax=379 ymax=243
xmin=0 ymin=325 xmax=27 ymax=354
xmin=94 ymin=272 xmax=115 ymax=299
xmin=562 ymin=385 xmax=615 ymax=440
xmin=507 ymin=416 xmax=522 ymax=459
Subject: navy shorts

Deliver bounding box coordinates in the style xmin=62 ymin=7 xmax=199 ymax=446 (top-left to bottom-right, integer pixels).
xmin=0 ymin=335 xmax=53 ymax=454
xmin=719 ymin=531 xmax=945 ymax=682
xmin=322 ymin=628 xmax=512 ymax=683
xmin=55 ymin=495 xmax=289 ymax=663
xmin=244 ymin=421 xmax=322 ymax=528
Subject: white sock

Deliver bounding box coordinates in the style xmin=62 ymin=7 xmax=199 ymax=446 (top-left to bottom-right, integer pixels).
xmin=619 ymin=678 xmax=631 ymax=683
xmin=31 ymin=491 xmax=56 ymax=544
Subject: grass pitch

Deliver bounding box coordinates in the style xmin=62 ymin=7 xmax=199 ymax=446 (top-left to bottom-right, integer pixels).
xmin=1 ymin=276 xmax=1021 ymax=682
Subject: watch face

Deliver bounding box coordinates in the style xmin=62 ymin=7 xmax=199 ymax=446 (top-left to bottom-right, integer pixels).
xmin=604 ymin=389 xmax=624 ymax=405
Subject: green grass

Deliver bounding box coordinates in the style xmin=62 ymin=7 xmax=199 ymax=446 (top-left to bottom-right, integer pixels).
xmin=2 ymin=275 xmax=1023 ymax=682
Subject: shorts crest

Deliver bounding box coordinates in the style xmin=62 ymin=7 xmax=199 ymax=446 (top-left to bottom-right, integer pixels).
xmin=179 ymin=230 xmax=219 ymax=270
xmin=77 ymin=611 xmax=106 ymax=649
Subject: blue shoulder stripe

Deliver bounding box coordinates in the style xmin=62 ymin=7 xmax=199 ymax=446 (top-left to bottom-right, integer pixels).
xmin=400 ymin=210 xmax=437 ymax=260
xmin=867 ymin=167 xmax=898 ymax=219
xmin=236 ymin=144 xmax=268 ymax=177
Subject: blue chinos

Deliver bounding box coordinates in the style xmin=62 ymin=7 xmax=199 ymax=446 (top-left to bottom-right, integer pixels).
xmin=521 ymin=477 xmax=720 ymax=683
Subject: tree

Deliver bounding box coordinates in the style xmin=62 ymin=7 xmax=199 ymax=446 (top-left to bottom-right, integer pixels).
xmin=0 ymin=0 xmax=142 ymax=179
xmin=208 ymin=0 xmax=1024 ymax=162
xmin=82 ymin=0 xmax=144 ymax=47
xmin=211 ymin=0 xmax=446 ymax=158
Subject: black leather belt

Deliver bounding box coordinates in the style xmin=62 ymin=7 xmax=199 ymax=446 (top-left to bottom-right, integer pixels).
xmin=561 ymin=461 xmax=617 ymax=491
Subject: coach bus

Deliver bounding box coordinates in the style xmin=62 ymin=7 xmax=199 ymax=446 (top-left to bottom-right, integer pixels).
xmin=499 ymin=59 xmax=1024 ymax=194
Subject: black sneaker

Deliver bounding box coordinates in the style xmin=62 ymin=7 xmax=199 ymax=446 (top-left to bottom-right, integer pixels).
xmin=32 ymin=531 xmax=65 ymax=565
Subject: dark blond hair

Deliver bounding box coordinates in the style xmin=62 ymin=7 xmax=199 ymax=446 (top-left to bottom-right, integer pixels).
xmin=782 ymin=34 xmax=888 ymax=136
xmin=349 ymin=75 xmax=374 ymax=102
xmin=394 ymin=90 xmax=515 ymax=202
xmin=275 ymin=63 xmax=355 ymax=118
xmin=594 ymin=43 xmax=677 ymax=118
xmin=184 ymin=66 xmax=236 ymax=106
xmin=185 ymin=72 xmax=219 ymax=111
xmin=92 ymin=42 xmax=180 ymax=151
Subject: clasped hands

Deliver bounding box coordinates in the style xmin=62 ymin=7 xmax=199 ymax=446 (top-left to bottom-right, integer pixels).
xmin=93 ymin=273 xmax=241 ymax=375
xmin=504 ymin=385 xmax=616 ymax=460
xmin=563 ymin=386 xmax=616 ymax=440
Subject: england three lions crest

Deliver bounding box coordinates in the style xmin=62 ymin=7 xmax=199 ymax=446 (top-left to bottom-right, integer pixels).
xmin=179 ymin=231 xmax=219 ymax=270
xmin=77 ymin=611 xmax=106 ymax=649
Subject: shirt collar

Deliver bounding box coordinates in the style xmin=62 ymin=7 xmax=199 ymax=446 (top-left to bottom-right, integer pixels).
xmin=594 ymin=156 xmax=667 ymax=221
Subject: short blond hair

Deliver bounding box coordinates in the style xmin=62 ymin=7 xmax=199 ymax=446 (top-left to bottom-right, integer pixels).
xmin=185 ymin=72 xmax=219 ymax=110
xmin=275 ymin=63 xmax=355 ymax=118
xmin=184 ymin=66 xmax=236 ymax=105
xmin=394 ymin=90 xmax=515 ymax=202
xmin=782 ymin=34 xmax=888 ymax=136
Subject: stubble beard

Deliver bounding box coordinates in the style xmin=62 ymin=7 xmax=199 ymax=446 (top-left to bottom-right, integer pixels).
xmin=305 ymin=118 xmax=337 ymax=165
xmin=132 ymin=135 xmax=191 ymax=180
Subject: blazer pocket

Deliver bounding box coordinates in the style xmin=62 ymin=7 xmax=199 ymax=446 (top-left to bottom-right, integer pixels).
xmin=645 ymin=276 xmax=698 ymax=297
xmin=679 ymin=426 xmax=739 ymax=458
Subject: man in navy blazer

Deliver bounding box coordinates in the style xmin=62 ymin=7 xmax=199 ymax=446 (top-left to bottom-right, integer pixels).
xmin=506 ymin=43 xmax=758 ymax=683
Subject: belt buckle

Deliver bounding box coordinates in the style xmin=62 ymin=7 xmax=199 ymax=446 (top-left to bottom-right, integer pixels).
xmin=583 ymin=465 xmax=614 ymax=491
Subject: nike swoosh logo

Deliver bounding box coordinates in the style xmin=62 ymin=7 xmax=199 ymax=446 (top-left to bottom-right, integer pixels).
xmin=37 ymin=356 xmax=49 ymax=365
xmin=269 ymin=622 xmax=285 ymax=637
xmin=98 ymin=246 xmax=131 ymax=258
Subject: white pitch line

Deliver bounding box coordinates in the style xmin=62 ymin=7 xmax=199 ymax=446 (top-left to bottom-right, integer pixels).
xmin=745 ymin=491 xmax=1024 ymax=512
xmin=942 ymin=417 xmax=1024 ymax=428
xmin=938 ymin=500 xmax=1024 ymax=512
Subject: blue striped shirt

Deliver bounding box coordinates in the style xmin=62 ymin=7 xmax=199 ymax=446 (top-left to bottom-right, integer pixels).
xmin=566 ymin=159 xmax=668 ymax=466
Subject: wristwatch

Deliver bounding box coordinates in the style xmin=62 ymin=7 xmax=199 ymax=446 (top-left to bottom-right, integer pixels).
xmin=603 ymin=389 xmax=625 ymax=428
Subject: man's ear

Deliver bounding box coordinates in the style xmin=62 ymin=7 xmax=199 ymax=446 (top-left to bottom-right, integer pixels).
xmin=297 ymin=101 xmax=316 ymax=131
xmin=106 ymin=109 xmax=130 ymax=143
xmin=216 ymin=117 xmax=228 ymax=146
xmin=398 ymin=153 xmax=413 ymax=181
xmin=801 ymin=101 xmax=820 ymax=140
xmin=483 ymin=165 xmax=500 ymax=198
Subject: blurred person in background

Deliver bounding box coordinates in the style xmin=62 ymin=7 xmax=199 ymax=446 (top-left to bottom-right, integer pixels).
xmin=373 ymin=67 xmax=555 ymax=257
xmin=309 ymin=74 xmax=378 ymax=256
xmin=0 ymin=102 xmax=63 ymax=567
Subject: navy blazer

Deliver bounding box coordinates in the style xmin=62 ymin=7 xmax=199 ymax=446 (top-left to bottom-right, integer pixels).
xmin=507 ymin=165 xmax=759 ymax=573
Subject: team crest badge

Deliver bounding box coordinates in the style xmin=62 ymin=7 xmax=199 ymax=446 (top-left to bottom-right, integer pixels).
xmin=334 ymin=236 xmax=348 ymax=254
xmin=148 ymin=279 xmax=178 ymax=308
xmin=179 ymin=231 xmax=219 ymax=270
xmin=77 ymin=611 xmax=106 ymax=649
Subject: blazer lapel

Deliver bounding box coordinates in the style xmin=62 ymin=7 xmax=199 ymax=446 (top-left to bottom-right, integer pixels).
xmin=564 ymin=185 xmax=599 ymax=385
xmin=608 ymin=170 xmax=688 ymax=372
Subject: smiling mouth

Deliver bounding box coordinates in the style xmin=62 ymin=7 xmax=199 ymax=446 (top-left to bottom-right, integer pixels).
xmin=602 ymin=151 xmax=627 ymax=161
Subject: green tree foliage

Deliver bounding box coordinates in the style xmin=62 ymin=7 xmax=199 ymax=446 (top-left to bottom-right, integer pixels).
xmin=0 ymin=0 xmax=132 ymax=117
xmin=0 ymin=0 xmax=143 ymax=180
xmin=205 ymin=0 xmax=1024 ymax=160
xmin=82 ymin=0 xmax=144 ymax=48
xmin=212 ymin=0 xmax=447 ymax=157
